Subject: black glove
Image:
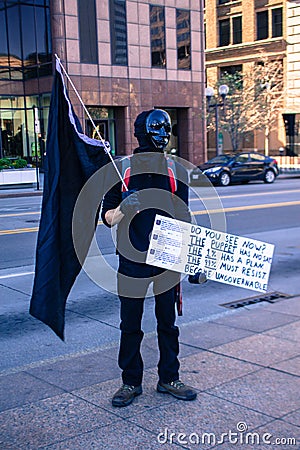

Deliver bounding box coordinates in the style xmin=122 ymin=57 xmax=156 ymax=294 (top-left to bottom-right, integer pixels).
xmin=120 ymin=190 xmax=140 ymax=215
xmin=188 ymin=271 xmax=207 ymax=284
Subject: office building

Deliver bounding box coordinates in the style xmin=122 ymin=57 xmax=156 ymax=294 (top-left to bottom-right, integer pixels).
xmin=205 ymin=0 xmax=300 ymax=155
xmin=0 ymin=0 xmax=206 ymax=166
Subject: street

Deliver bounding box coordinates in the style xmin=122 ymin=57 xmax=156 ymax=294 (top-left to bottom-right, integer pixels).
xmin=1 ymin=176 xmax=300 ymax=374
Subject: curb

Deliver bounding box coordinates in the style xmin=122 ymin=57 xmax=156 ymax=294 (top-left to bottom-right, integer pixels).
xmin=0 ymin=190 xmax=43 ymax=199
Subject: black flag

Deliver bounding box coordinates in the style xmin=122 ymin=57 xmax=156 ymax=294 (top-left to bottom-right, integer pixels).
xmin=30 ymin=60 xmax=110 ymax=340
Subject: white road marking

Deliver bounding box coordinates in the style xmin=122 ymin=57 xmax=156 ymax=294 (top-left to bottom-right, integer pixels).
xmin=0 ymin=271 xmax=34 ymax=280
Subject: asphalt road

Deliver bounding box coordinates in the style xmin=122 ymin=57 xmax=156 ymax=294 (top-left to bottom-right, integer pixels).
xmin=0 ymin=175 xmax=300 ymax=374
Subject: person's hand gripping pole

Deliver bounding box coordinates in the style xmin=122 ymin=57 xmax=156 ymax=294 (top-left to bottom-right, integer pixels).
xmin=120 ymin=190 xmax=141 ymax=216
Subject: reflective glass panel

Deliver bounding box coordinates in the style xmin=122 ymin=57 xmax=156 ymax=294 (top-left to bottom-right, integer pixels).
xmin=110 ymin=0 xmax=128 ymax=66
xmin=176 ymin=9 xmax=191 ymax=70
xmin=150 ymin=5 xmax=166 ymax=68
xmin=0 ymin=3 xmax=8 ymax=58
xmin=36 ymin=5 xmax=52 ymax=76
xmin=21 ymin=5 xmax=37 ymax=66
xmin=78 ymin=0 xmax=98 ymax=64
xmin=6 ymin=3 xmax=21 ymax=61
xmin=36 ymin=6 xmax=47 ymax=61
xmin=0 ymin=3 xmax=9 ymax=78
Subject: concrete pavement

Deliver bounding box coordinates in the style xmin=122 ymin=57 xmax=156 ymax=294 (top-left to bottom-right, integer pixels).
xmin=1 ymin=175 xmax=299 ymax=448
xmin=0 ymin=185 xmax=43 ymax=198
xmin=0 ymin=295 xmax=299 ymax=449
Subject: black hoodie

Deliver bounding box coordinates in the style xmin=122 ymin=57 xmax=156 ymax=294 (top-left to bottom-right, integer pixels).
xmin=101 ymin=113 xmax=190 ymax=263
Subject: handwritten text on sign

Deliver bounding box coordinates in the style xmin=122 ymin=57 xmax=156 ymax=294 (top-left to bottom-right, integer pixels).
xmin=146 ymin=215 xmax=275 ymax=293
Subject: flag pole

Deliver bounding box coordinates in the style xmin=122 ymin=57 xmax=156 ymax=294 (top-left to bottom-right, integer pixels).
xmin=54 ymin=54 xmax=128 ymax=191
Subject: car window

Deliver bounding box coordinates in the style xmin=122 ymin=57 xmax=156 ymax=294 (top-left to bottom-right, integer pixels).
xmin=235 ymin=154 xmax=249 ymax=163
xmin=249 ymin=153 xmax=265 ymax=162
xmin=207 ymin=155 xmax=230 ymax=164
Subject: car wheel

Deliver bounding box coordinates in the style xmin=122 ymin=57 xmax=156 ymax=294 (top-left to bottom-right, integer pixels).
xmin=264 ymin=169 xmax=275 ymax=184
xmin=219 ymin=172 xmax=231 ymax=186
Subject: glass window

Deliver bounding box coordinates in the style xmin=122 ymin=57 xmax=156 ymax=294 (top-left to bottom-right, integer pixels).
xmin=21 ymin=5 xmax=36 ymax=66
xmin=150 ymin=5 xmax=166 ymax=68
xmin=250 ymin=153 xmax=265 ymax=162
xmin=0 ymin=67 xmax=10 ymax=80
xmin=78 ymin=0 xmax=98 ymax=64
xmin=208 ymin=155 xmax=231 ymax=164
xmin=257 ymin=11 xmax=268 ymax=40
xmin=86 ymin=107 xmax=117 ymax=155
xmin=6 ymin=2 xmax=22 ymax=79
xmin=21 ymin=4 xmax=37 ymax=79
xmin=0 ymin=3 xmax=8 ymax=57
xmin=220 ymin=65 xmax=242 ymax=77
xmin=232 ymin=16 xmax=242 ymax=44
xmin=36 ymin=7 xmax=47 ymax=62
xmin=272 ymin=7 xmax=282 ymax=38
xmin=176 ymin=9 xmax=191 ymax=70
xmin=36 ymin=5 xmax=52 ymax=77
xmin=235 ymin=154 xmax=249 ymax=164
xmin=220 ymin=65 xmax=243 ymax=89
xmin=218 ymin=0 xmax=230 ymax=4
xmin=110 ymin=0 xmax=128 ymax=66
xmin=220 ymin=64 xmax=243 ymax=78
xmin=0 ymin=3 xmax=9 ymax=79
xmin=219 ymin=19 xmax=230 ymax=47
xmin=0 ymin=95 xmax=32 ymax=159
xmin=0 ymin=0 xmax=52 ymax=81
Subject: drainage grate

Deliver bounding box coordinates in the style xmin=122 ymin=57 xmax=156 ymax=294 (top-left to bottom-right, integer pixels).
xmin=220 ymin=292 xmax=292 ymax=309
xmin=25 ymin=219 xmax=39 ymax=223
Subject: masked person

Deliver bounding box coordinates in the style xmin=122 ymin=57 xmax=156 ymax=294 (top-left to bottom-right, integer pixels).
xmin=101 ymin=109 xmax=197 ymax=407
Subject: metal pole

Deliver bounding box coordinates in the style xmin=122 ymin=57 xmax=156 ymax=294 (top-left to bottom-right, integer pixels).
xmin=215 ymin=104 xmax=219 ymax=156
xmin=33 ymin=106 xmax=40 ymax=191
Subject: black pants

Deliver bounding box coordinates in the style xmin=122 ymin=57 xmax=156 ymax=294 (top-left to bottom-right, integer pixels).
xmin=117 ymin=256 xmax=180 ymax=386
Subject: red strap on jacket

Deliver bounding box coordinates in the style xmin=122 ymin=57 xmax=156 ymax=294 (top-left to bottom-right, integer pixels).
xmin=122 ymin=166 xmax=131 ymax=193
xmin=168 ymin=166 xmax=176 ymax=194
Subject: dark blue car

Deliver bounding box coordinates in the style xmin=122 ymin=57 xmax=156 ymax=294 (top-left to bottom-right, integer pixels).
xmin=190 ymin=152 xmax=279 ymax=186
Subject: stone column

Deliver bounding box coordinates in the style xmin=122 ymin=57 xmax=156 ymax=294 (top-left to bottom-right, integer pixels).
xmin=50 ymin=0 xmax=67 ymax=64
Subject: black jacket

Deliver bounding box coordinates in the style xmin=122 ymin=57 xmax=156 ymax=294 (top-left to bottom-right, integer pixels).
xmin=101 ymin=151 xmax=190 ymax=263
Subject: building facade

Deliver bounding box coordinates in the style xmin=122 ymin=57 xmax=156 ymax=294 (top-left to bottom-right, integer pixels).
xmin=0 ymin=0 xmax=206 ymax=166
xmin=205 ymin=0 xmax=300 ymax=156
xmin=0 ymin=0 xmax=52 ymax=163
xmin=285 ymin=1 xmax=300 ymax=156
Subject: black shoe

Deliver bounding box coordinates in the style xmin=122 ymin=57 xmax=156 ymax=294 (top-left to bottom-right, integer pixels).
xmin=157 ymin=380 xmax=197 ymax=401
xmin=112 ymin=384 xmax=142 ymax=407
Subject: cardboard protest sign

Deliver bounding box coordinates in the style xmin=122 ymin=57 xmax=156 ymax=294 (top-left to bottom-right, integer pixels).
xmin=146 ymin=215 xmax=275 ymax=293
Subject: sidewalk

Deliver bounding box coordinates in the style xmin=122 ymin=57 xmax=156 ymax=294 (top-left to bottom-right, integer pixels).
xmin=0 ymin=296 xmax=299 ymax=449
xmin=0 ymin=182 xmax=43 ymax=198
